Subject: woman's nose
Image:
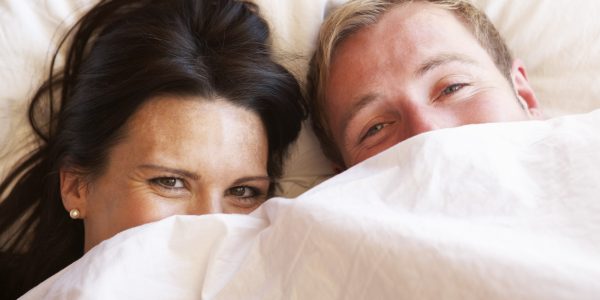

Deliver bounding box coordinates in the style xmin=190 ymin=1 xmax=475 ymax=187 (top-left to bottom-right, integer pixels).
xmin=188 ymin=193 xmax=223 ymax=215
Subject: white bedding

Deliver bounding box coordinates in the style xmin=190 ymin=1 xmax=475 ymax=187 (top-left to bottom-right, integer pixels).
xmin=22 ymin=110 xmax=600 ymax=299
xmin=3 ymin=1 xmax=600 ymax=298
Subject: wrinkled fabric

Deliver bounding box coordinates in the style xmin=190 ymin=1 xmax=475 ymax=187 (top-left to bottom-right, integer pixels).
xmin=22 ymin=110 xmax=600 ymax=300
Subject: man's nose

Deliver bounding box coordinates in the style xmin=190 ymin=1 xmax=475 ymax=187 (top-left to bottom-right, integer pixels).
xmin=404 ymin=105 xmax=440 ymax=138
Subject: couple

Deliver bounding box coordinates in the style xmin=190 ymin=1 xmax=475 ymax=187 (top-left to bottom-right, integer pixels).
xmin=0 ymin=0 xmax=556 ymax=297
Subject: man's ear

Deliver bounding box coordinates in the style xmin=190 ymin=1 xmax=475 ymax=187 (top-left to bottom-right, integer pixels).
xmin=60 ymin=168 xmax=88 ymax=218
xmin=511 ymin=59 xmax=543 ymax=119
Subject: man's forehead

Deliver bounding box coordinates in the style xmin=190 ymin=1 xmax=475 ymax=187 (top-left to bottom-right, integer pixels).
xmin=334 ymin=3 xmax=466 ymax=60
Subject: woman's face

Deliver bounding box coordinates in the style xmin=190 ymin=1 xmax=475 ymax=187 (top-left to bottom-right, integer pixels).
xmin=62 ymin=96 xmax=269 ymax=252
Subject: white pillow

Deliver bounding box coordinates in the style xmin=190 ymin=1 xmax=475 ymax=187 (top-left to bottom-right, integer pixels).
xmin=476 ymin=0 xmax=600 ymax=117
xmin=0 ymin=0 xmax=93 ymax=179
xmin=1 ymin=0 xmax=600 ymax=197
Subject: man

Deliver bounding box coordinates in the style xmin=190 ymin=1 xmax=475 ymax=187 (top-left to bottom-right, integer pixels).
xmin=307 ymin=0 xmax=543 ymax=169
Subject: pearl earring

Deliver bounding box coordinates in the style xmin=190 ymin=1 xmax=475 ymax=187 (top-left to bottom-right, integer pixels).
xmin=69 ymin=208 xmax=80 ymax=219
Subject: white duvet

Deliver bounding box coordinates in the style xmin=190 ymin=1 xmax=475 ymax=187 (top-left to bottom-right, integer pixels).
xmin=22 ymin=110 xmax=600 ymax=299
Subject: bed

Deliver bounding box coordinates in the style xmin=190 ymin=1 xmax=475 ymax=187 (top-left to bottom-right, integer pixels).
xmin=1 ymin=0 xmax=600 ymax=299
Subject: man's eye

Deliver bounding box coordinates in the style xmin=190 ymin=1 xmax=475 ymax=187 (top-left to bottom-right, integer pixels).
xmin=227 ymin=186 xmax=258 ymax=198
xmin=361 ymin=123 xmax=386 ymax=142
xmin=441 ymin=83 xmax=469 ymax=96
xmin=151 ymin=177 xmax=185 ymax=189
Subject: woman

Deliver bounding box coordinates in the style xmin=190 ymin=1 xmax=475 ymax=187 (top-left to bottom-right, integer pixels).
xmin=0 ymin=0 xmax=306 ymax=297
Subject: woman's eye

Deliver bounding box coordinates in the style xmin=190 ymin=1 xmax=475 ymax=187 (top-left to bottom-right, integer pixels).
xmin=151 ymin=177 xmax=185 ymax=189
xmin=441 ymin=83 xmax=468 ymax=96
xmin=227 ymin=186 xmax=258 ymax=198
xmin=226 ymin=186 xmax=266 ymax=209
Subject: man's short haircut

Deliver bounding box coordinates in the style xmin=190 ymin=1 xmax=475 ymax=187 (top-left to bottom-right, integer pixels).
xmin=306 ymin=0 xmax=513 ymax=167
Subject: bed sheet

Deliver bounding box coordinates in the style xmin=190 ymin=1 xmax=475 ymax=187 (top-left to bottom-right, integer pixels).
xmin=21 ymin=109 xmax=600 ymax=300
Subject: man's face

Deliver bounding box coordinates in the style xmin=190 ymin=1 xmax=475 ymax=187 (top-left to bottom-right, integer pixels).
xmin=324 ymin=2 xmax=540 ymax=167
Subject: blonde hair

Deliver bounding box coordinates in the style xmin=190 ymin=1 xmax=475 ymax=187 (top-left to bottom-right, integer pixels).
xmin=306 ymin=0 xmax=513 ymax=167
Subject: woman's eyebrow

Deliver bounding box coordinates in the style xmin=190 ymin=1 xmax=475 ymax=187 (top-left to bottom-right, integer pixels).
xmin=415 ymin=53 xmax=478 ymax=78
xmin=232 ymin=176 xmax=271 ymax=185
xmin=138 ymin=164 xmax=200 ymax=180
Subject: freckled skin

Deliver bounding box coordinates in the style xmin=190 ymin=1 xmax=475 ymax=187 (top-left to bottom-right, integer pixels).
xmin=68 ymin=96 xmax=269 ymax=252
xmin=325 ymin=2 xmax=541 ymax=167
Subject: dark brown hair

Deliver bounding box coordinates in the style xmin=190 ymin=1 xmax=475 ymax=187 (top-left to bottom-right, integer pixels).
xmin=0 ymin=0 xmax=306 ymax=297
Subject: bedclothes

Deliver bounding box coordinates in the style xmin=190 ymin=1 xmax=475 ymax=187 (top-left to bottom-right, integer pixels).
xmin=21 ymin=109 xmax=600 ymax=299
xmin=2 ymin=1 xmax=600 ymax=298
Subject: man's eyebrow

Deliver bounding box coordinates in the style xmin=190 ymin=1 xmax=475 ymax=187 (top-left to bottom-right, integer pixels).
xmin=339 ymin=93 xmax=381 ymax=144
xmin=415 ymin=53 xmax=478 ymax=78
xmin=138 ymin=164 xmax=200 ymax=180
